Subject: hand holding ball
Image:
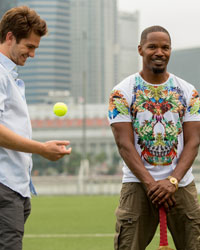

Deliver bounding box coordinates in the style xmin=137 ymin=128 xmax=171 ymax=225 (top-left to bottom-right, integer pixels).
xmin=53 ymin=102 xmax=68 ymax=117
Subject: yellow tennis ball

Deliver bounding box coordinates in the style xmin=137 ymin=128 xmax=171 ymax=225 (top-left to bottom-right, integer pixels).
xmin=53 ymin=102 xmax=68 ymax=117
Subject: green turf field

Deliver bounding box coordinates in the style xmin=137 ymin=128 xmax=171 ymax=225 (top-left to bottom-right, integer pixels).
xmin=23 ymin=195 xmax=177 ymax=250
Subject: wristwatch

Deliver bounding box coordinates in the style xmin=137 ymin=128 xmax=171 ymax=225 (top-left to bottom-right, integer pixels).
xmin=167 ymin=176 xmax=178 ymax=190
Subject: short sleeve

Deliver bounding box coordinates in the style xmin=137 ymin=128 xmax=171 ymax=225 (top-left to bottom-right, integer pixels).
xmin=108 ymin=87 xmax=131 ymax=124
xmin=184 ymin=88 xmax=200 ymax=122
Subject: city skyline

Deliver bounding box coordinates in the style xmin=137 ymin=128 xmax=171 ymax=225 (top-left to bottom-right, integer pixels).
xmin=18 ymin=0 xmax=72 ymax=104
xmin=118 ymin=0 xmax=200 ymax=50
xmin=0 ymin=0 xmax=139 ymax=105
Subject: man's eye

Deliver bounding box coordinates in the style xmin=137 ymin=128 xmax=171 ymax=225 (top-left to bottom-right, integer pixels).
xmin=148 ymin=45 xmax=156 ymax=49
xmin=163 ymin=46 xmax=170 ymax=50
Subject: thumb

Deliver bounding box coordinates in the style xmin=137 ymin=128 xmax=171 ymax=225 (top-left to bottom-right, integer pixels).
xmin=60 ymin=146 xmax=72 ymax=154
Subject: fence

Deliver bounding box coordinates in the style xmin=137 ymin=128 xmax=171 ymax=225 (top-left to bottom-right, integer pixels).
xmin=32 ymin=171 xmax=200 ymax=196
xmin=32 ymin=175 xmax=122 ymax=195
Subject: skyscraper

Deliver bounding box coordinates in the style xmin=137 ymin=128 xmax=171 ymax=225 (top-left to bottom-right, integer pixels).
xmin=17 ymin=0 xmax=71 ymax=104
xmin=168 ymin=47 xmax=200 ymax=92
xmin=13 ymin=0 xmax=138 ymax=105
xmin=118 ymin=11 xmax=139 ymax=81
xmin=70 ymin=0 xmax=118 ymax=104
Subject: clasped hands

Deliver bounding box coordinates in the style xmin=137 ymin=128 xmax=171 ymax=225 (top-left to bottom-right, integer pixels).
xmin=147 ymin=179 xmax=177 ymax=212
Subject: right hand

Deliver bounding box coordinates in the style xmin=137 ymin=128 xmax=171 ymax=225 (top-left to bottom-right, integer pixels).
xmin=40 ymin=140 xmax=72 ymax=161
xmin=146 ymin=180 xmax=176 ymax=211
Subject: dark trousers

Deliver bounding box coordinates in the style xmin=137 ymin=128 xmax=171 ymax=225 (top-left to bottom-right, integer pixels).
xmin=0 ymin=183 xmax=31 ymax=250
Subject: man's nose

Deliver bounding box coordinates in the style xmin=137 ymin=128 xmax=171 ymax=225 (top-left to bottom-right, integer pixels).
xmin=29 ymin=49 xmax=35 ymax=58
xmin=155 ymin=48 xmax=164 ymax=56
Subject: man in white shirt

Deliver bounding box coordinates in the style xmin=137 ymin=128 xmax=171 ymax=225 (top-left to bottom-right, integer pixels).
xmin=108 ymin=25 xmax=200 ymax=250
xmin=0 ymin=6 xmax=71 ymax=250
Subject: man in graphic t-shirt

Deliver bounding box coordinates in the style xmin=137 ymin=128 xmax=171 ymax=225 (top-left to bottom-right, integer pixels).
xmin=108 ymin=25 xmax=200 ymax=250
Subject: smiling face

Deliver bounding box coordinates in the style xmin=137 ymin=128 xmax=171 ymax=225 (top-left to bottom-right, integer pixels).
xmin=138 ymin=32 xmax=171 ymax=75
xmin=7 ymin=31 xmax=41 ymax=66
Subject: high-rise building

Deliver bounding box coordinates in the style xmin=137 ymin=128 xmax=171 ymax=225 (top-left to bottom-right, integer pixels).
xmin=168 ymin=47 xmax=200 ymax=92
xmin=70 ymin=0 xmax=118 ymax=104
xmin=118 ymin=11 xmax=139 ymax=82
xmin=12 ymin=0 xmax=139 ymax=105
xmin=17 ymin=0 xmax=71 ymax=104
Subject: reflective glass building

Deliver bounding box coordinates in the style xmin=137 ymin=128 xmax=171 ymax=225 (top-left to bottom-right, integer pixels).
xmin=18 ymin=0 xmax=71 ymax=104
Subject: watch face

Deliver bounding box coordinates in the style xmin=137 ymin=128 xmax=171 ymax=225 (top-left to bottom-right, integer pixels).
xmin=171 ymin=178 xmax=177 ymax=184
xmin=167 ymin=176 xmax=178 ymax=190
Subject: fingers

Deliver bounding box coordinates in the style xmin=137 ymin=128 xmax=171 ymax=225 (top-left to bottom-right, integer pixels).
xmin=63 ymin=147 xmax=72 ymax=154
xmin=51 ymin=140 xmax=71 ymax=146
xmin=148 ymin=182 xmax=167 ymax=203
xmin=160 ymin=197 xmax=176 ymax=212
xmin=156 ymin=193 xmax=176 ymax=207
xmin=59 ymin=147 xmax=72 ymax=158
xmin=147 ymin=185 xmax=158 ymax=197
xmin=59 ymin=145 xmax=72 ymax=154
xmin=162 ymin=202 xmax=169 ymax=212
xmin=58 ymin=141 xmax=71 ymax=146
xmin=167 ymin=196 xmax=176 ymax=208
xmin=151 ymin=191 xmax=167 ymax=205
xmin=147 ymin=180 xmax=177 ymax=209
xmin=42 ymin=140 xmax=72 ymax=161
xmin=49 ymin=148 xmax=72 ymax=161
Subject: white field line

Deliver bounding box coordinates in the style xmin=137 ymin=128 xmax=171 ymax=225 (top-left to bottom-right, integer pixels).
xmin=25 ymin=233 xmax=114 ymax=238
xmin=24 ymin=233 xmax=169 ymax=239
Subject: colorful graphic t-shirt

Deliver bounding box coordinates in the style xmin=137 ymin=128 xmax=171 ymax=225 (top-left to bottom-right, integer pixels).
xmin=108 ymin=73 xmax=200 ymax=186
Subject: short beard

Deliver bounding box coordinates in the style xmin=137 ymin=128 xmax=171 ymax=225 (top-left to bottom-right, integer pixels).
xmin=152 ymin=67 xmax=165 ymax=74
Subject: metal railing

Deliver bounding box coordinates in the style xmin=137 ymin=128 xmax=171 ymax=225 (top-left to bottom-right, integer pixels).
xmin=32 ymin=170 xmax=200 ymax=196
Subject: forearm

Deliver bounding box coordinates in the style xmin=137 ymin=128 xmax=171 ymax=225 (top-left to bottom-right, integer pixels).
xmin=111 ymin=123 xmax=155 ymax=187
xmin=171 ymin=141 xmax=199 ymax=182
xmin=118 ymin=142 xmax=155 ymax=187
xmin=0 ymin=124 xmax=44 ymax=154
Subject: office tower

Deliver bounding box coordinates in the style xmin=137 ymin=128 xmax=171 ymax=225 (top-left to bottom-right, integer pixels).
xmin=17 ymin=0 xmax=71 ymax=104
xmin=168 ymin=47 xmax=200 ymax=92
xmin=70 ymin=0 xmax=118 ymax=104
xmin=14 ymin=0 xmax=139 ymax=105
xmin=118 ymin=11 xmax=139 ymax=81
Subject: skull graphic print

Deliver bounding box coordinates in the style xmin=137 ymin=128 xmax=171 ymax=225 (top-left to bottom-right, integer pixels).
xmin=108 ymin=75 xmax=200 ymax=167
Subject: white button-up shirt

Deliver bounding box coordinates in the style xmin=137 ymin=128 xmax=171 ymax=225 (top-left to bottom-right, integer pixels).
xmin=0 ymin=52 xmax=33 ymax=197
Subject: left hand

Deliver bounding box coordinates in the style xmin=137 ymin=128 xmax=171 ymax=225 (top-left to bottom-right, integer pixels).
xmin=147 ymin=179 xmax=176 ymax=208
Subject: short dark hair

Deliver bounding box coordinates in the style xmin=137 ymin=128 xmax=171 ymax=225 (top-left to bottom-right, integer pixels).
xmin=140 ymin=25 xmax=171 ymax=45
xmin=0 ymin=6 xmax=48 ymax=43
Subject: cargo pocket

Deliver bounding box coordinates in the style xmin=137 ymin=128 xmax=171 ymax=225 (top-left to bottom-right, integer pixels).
xmin=114 ymin=208 xmax=139 ymax=250
xmin=185 ymin=212 xmax=200 ymax=250
xmin=119 ymin=183 xmax=137 ymax=211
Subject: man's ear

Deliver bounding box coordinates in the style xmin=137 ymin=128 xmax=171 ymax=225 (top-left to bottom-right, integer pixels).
xmin=138 ymin=44 xmax=143 ymax=56
xmin=5 ymin=32 xmax=15 ymax=45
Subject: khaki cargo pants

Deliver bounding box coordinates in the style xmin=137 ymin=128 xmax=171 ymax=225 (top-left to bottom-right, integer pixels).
xmin=114 ymin=181 xmax=200 ymax=250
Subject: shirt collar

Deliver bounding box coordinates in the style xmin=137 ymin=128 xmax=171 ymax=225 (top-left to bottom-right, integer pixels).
xmin=0 ymin=52 xmax=18 ymax=79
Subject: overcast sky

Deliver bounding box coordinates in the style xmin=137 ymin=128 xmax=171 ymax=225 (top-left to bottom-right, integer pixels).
xmin=118 ymin=0 xmax=200 ymax=50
